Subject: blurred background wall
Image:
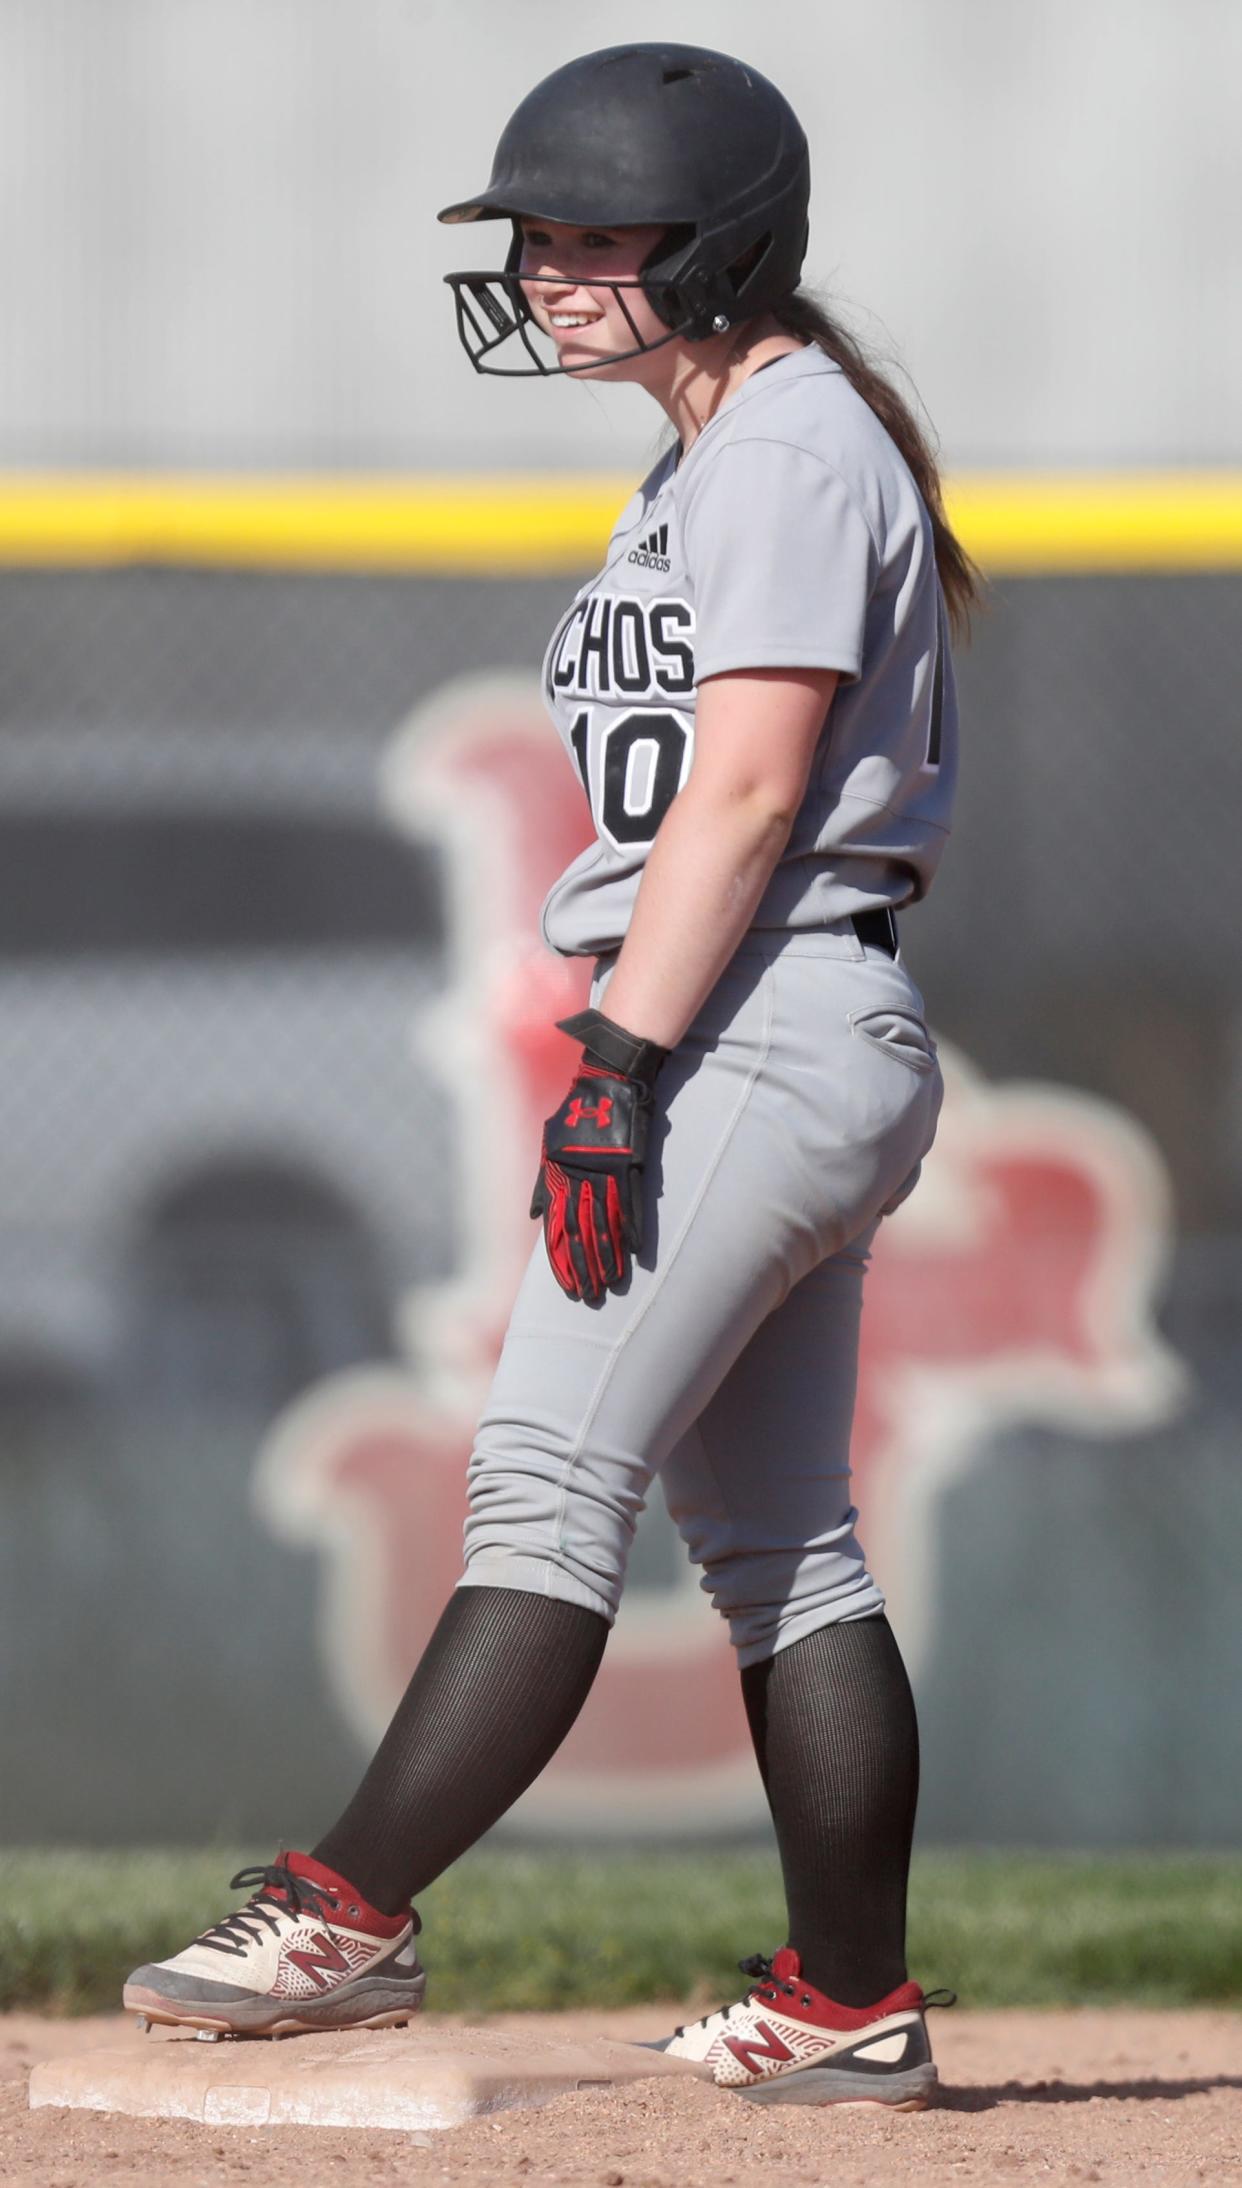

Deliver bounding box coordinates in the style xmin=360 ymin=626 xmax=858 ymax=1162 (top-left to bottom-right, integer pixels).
xmin=3 ymin=0 xmax=1239 ymax=472
xmin=1 ymin=0 xmax=1239 ymax=1852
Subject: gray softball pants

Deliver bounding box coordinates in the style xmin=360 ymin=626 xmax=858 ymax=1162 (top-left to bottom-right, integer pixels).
xmin=458 ymin=925 xmax=943 ymax=1668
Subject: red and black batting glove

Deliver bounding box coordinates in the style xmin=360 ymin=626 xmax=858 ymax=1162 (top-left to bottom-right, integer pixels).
xmin=531 ymin=1008 xmax=668 ymax=1303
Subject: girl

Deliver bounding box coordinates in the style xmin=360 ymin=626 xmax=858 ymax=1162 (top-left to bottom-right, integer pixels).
xmin=126 ymin=43 xmax=977 ymax=2108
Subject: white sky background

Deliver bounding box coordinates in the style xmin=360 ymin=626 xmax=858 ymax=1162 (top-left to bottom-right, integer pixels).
xmin=1 ymin=0 xmax=1237 ymax=469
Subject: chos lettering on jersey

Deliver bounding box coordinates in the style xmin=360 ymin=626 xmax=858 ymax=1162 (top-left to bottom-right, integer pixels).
xmin=547 ymin=593 xmax=695 ymax=702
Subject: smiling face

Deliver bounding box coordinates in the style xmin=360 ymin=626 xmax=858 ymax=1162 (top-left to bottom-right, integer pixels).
xmin=516 ymin=218 xmax=674 ymax=379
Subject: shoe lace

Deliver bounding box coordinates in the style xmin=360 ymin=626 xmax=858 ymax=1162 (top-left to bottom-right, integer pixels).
xmin=194 ymin=1864 xmax=339 ymax=1958
xmin=672 ymin=1952 xmax=797 ymax=2039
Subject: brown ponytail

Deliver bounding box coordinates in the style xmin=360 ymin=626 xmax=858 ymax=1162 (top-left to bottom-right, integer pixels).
xmin=773 ymin=290 xmax=984 ymax=642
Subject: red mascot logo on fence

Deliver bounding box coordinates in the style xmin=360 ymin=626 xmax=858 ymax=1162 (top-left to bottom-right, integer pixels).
xmin=253 ymin=675 xmax=1185 ymax=1835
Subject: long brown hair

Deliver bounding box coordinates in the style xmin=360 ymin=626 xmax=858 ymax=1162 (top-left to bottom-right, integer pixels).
xmin=774 ymin=290 xmax=984 ymax=641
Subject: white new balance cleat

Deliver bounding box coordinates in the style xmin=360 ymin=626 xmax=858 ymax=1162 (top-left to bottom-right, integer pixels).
xmin=123 ymin=1850 xmax=426 ymax=2038
xmin=650 ymin=1948 xmax=954 ymax=2108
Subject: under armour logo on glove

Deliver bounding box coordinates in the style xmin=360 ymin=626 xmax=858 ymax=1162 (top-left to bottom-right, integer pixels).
xmin=564 ymin=1094 xmax=614 ymax=1130
xmin=530 ymin=1010 xmax=668 ymax=1303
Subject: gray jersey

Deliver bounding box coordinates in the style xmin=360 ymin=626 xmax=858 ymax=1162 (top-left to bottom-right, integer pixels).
xmin=539 ymin=344 xmax=958 ymax=958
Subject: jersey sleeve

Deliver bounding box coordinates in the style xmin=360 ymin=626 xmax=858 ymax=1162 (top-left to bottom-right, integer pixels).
xmin=681 ymin=436 xmax=880 ymax=682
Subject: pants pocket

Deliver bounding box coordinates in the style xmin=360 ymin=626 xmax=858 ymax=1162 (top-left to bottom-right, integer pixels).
xmin=848 ymin=1005 xmax=938 ymax=1075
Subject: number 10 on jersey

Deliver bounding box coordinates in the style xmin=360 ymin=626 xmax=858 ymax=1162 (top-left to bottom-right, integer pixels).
xmin=569 ymin=707 xmax=695 ymax=850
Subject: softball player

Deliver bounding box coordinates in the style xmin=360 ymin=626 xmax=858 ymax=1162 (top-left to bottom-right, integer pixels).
xmin=126 ymin=44 xmax=977 ymax=2107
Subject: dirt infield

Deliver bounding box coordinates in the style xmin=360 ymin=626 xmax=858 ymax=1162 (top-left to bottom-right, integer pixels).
xmin=6 ymin=2004 xmax=1240 ymax=2186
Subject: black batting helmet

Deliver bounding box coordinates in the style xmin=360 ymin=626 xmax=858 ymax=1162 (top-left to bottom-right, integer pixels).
xmin=438 ymin=44 xmax=811 ymax=376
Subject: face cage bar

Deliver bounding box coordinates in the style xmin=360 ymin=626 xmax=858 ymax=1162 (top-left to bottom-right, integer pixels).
xmin=444 ymin=270 xmax=707 ymax=378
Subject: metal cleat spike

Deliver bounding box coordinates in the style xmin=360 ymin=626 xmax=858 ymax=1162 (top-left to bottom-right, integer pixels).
xmin=134 ymin=2015 xmax=151 ymax=2034
xmin=194 ymin=2027 xmax=223 ymax=2042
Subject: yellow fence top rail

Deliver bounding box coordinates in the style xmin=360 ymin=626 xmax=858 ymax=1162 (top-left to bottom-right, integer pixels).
xmin=0 ymin=472 xmax=1239 ymax=574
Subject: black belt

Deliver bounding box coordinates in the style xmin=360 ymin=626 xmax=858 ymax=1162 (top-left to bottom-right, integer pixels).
xmin=851 ymin=907 xmax=899 ymax=957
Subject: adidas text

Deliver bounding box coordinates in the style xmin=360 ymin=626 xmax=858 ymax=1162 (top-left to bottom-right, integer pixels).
xmin=629 ymin=522 xmax=671 ymax=575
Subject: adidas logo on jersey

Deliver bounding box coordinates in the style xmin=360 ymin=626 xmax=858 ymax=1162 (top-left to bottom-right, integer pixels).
xmin=628 ymin=522 xmax=671 ymax=574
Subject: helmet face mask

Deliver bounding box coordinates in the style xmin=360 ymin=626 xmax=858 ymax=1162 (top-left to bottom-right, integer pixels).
xmin=446 ymin=264 xmax=687 ymax=380
xmin=439 ymin=43 xmax=810 ymax=380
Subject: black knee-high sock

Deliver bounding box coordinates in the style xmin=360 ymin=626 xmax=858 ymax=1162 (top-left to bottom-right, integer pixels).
xmin=313 ymin=1586 xmax=608 ymax=1915
xmin=740 ymin=1613 xmax=920 ymax=2007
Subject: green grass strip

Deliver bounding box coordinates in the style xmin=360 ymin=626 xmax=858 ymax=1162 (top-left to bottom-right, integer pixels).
xmin=2 ymin=1849 xmax=1240 ymax=2016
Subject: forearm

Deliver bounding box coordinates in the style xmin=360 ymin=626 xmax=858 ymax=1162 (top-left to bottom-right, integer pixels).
xmin=599 ymin=783 xmax=794 ymax=1048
